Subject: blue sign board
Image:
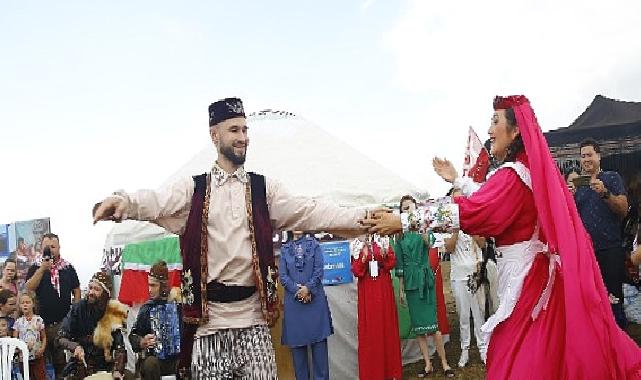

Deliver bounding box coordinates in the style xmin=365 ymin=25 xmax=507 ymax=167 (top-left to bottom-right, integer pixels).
xmin=320 ymin=240 xmax=353 ymax=285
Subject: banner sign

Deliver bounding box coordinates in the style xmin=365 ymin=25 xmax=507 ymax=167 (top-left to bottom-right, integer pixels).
xmin=0 ymin=224 xmax=9 ymax=263
xmin=320 ymin=240 xmax=353 ymax=285
xmin=10 ymin=218 xmax=51 ymax=287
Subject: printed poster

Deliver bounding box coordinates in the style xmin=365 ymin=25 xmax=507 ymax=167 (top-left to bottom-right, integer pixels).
xmin=320 ymin=240 xmax=353 ymax=285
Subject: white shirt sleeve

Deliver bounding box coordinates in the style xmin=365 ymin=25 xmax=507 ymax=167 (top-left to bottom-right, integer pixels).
xmin=453 ymin=176 xmax=481 ymax=196
xmin=266 ymin=178 xmax=366 ymax=234
xmin=115 ymin=176 xmax=195 ymax=235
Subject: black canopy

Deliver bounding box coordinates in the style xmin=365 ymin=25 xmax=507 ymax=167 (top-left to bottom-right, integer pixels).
xmin=545 ymin=95 xmax=641 ymax=146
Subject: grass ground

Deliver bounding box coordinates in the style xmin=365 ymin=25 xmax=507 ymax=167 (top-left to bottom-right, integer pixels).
xmin=401 ymin=261 xmax=641 ymax=379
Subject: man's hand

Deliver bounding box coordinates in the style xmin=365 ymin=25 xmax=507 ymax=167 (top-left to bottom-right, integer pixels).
xmin=358 ymin=207 xmax=391 ymax=228
xmin=140 ymin=334 xmax=156 ymax=349
xmin=39 ymin=258 xmax=52 ymax=272
xmin=74 ymin=346 xmax=85 ymax=361
xmin=567 ymin=181 xmax=577 ymax=195
xmin=363 ymin=212 xmax=402 ymax=236
xmin=433 ymin=157 xmax=458 ymax=183
xmin=93 ymin=196 xmax=128 ymax=224
xmin=590 ymin=178 xmax=607 ymax=196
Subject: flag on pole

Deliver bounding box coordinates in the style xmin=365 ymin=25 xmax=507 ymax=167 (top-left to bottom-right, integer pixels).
xmin=462 ymin=126 xmax=491 ymax=183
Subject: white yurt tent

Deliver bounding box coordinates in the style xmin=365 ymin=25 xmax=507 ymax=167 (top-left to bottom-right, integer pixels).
xmin=105 ymin=111 xmax=428 ymax=379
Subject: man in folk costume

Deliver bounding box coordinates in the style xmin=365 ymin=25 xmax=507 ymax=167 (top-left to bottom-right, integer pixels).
xmin=58 ymin=271 xmax=132 ymax=379
xmin=93 ymin=97 xmax=368 ymax=379
xmin=129 ymin=260 xmax=181 ymax=379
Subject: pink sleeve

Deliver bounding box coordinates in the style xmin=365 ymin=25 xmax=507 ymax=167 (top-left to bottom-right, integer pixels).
xmin=454 ymin=168 xmax=531 ymax=237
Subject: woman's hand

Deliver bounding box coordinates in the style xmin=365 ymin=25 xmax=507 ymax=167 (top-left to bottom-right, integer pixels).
xmin=433 ymin=157 xmax=458 ymax=183
xmin=398 ymin=282 xmax=407 ymax=307
xmin=360 ymin=247 xmax=369 ymax=263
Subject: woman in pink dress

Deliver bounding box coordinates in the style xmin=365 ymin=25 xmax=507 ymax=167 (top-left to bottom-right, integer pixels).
xmin=367 ymin=95 xmax=641 ymax=379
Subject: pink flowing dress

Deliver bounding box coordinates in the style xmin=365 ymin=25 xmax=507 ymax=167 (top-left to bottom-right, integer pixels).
xmin=455 ymin=153 xmax=641 ymax=379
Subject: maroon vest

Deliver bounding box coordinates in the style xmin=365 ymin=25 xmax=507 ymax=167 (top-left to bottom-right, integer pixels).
xmin=177 ymin=172 xmax=279 ymax=378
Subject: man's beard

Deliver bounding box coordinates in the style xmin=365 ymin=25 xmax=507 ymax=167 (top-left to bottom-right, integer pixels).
xmin=220 ymin=143 xmax=246 ymax=166
xmin=87 ymin=293 xmax=109 ymax=313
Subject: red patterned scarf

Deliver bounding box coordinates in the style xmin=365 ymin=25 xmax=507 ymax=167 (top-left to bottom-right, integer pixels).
xmin=44 ymin=256 xmax=70 ymax=296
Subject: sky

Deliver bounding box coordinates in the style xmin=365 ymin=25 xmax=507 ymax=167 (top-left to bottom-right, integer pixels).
xmin=1 ymin=0 xmax=641 ymax=284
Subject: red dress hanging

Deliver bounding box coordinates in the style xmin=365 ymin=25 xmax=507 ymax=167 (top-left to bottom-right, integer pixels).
xmin=351 ymin=242 xmax=403 ymax=380
xmin=429 ymin=247 xmax=451 ymax=335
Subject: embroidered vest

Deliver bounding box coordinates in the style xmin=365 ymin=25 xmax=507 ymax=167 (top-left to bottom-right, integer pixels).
xmin=177 ymin=172 xmax=279 ymax=378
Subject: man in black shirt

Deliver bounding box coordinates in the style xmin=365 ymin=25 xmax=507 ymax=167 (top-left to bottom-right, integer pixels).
xmin=25 ymin=233 xmax=80 ymax=379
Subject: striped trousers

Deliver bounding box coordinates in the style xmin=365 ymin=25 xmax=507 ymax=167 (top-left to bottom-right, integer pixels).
xmin=192 ymin=324 xmax=277 ymax=379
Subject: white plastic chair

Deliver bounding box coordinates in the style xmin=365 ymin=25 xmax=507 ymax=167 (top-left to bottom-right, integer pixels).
xmin=0 ymin=337 xmax=29 ymax=380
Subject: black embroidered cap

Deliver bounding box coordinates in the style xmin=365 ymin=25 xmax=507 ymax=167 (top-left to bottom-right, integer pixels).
xmin=208 ymin=97 xmax=245 ymax=126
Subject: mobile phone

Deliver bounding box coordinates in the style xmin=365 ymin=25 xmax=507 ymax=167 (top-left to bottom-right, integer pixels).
xmin=572 ymin=175 xmax=591 ymax=187
xmin=42 ymin=247 xmax=52 ymax=260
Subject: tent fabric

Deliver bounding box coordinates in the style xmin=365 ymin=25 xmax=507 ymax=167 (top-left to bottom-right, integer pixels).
xmin=325 ymin=282 xmax=423 ymax=379
xmin=545 ymin=95 xmax=641 ymax=146
xmin=567 ymin=95 xmax=641 ymax=130
xmin=105 ymin=220 xmax=174 ymax=248
xmin=163 ymin=114 xmax=425 ymax=205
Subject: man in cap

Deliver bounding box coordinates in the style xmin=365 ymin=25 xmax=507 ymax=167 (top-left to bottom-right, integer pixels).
xmin=58 ymin=271 xmax=131 ymax=379
xmin=93 ymin=97 xmax=369 ymax=379
xmin=129 ymin=261 xmax=181 ymax=379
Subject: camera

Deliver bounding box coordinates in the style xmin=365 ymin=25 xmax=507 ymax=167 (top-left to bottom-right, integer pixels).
xmin=572 ymin=175 xmax=591 ymax=187
xmin=42 ymin=246 xmax=52 ymax=260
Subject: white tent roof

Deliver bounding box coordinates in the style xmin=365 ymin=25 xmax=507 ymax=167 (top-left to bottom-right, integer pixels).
xmin=106 ymin=111 xmax=426 ymax=246
xmin=164 ymin=111 xmax=425 ymax=205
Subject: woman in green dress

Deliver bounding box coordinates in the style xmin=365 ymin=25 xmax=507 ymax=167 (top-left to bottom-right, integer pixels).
xmin=395 ymin=195 xmax=454 ymax=378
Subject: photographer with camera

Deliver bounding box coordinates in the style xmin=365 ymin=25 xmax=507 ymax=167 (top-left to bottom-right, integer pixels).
xmin=25 ymin=233 xmax=81 ymax=379
xmin=573 ymin=139 xmax=629 ymax=329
